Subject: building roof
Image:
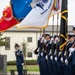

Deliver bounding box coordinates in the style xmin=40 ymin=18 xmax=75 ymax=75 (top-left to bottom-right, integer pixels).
xmin=5 ymin=25 xmax=73 ymax=33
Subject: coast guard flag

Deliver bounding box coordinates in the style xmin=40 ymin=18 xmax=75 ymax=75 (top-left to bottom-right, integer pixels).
xmin=17 ymin=0 xmax=54 ymax=29
xmin=10 ymin=0 xmax=33 ymax=22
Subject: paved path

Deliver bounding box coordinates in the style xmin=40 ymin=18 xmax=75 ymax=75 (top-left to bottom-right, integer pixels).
xmin=7 ymin=72 xmax=40 ymax=75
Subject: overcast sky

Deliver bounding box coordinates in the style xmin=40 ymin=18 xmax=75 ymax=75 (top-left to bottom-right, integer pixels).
xmin=0 ymin=0 xmax=75 ymax=26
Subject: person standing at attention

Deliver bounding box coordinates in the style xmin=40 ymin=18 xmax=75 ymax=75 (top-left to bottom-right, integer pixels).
xmin=14 ymin=43 xmax=24 ymax=75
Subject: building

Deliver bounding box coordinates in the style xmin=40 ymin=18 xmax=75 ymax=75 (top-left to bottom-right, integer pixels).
xmin=0 ymin=25 xmax=73 ymax=61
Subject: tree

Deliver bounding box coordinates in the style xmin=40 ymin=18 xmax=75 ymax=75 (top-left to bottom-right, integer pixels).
xmin=21 ymin=40 xmax=28 ymax=69
xmin=0 ymin=33 xmax=6 ymax=46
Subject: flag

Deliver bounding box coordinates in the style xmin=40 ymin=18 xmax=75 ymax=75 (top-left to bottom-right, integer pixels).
xmin=17 ymin=0 xmax=54 ymax=29
xmin=0 ymin=0 xmax=33 ymax=32
xmin=0 ymin=7 xmax=19 ymax=32
xmin=59 ymin=0 xmax=68 ymax=51
xmin=10 ymin=0 xmax=33 ymax=22
xmin=50 ymin=0 xmax=62 ymax=16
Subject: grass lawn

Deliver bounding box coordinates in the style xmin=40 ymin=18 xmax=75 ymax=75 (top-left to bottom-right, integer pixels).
xmin=7 ymin=65 xmax=39 ymax=72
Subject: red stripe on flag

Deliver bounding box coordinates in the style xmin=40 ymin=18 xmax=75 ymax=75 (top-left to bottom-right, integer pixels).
xmin=0 ymin=7 xmax=19 ymax=32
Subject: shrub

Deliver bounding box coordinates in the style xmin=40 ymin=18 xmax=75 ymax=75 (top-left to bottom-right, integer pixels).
xmin=7 ymin=61 xmax=16 ymax=65
xmin=26 ymin=60 xmax=37 ymax=65
xmin=7 ymin=60 xmax=37 ymax=65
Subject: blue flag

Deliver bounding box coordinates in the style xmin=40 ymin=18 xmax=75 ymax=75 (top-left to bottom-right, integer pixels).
xmin=10 ymin=0 xmax=32 ymax=22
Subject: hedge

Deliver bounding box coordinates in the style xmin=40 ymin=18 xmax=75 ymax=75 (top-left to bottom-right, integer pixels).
xmin=7 ymin=60 xmax=37 ymax=65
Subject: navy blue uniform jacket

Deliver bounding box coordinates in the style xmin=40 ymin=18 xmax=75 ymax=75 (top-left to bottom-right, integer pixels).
xmin=15 ymin=49 xmax=24 ymax=65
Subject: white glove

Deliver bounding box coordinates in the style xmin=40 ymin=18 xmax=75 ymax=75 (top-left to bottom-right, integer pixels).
xmin=50 ymin=40 xmax=52 ymax=44
xmin=38 ymin=36 xmax=42 ymax=40
xmin=22 ymin=63 xmax=24 ymax=65
xmin=41 ymin=37 xmax=44 ymax=43
xmin=44 ymin=39 xmax=47 ymax=43
xmin=54 ymin=50 xmax=56 ymax=55
xmin=58 ymin=52 xmax=62 ymax=56
xmin=54 ymin=41 xmax=56 ymax=44
xmin=61 ymin=57 xmax=63 ymax=62
xmin=55 ymin=57 xmax=57 ymax=61
xmin=69 ymin=48 xmax=75 ymax=53
xmin=55 ymin=37 xmax=58 ymax=41
xmin=41 ymin=52 xmax=43 ymax=56
xmin=50 ymin=56 xmax=53 ymax=60
xmin=69 ymin=52 xmax=72 ymax=57
xmin=17 ymin=53 xmax=20 ymax=55
xmin=45 ymin=55 xmax=48 ymax=60
xmin=51 ymin=38 xmax=54 ymax=41
xmin=49 ymin=50 xmax=52 ymax=55
xmin=65 ymin=59 xmax=68 ymax=65
xmin=64 ymin=51 xmax=66 ymax=56
xmin=42 ymin=37 xmax=44 ymax=40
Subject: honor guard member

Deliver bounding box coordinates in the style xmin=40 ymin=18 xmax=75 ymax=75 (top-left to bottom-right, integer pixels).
xmin=45 ymin=34 xmax=51 ymax=55
xmin=14 ymin=43 xmax=24 ymax=75
xmin=67 ymin=33 xmax=75 ymax=55
xmin=34 ymin=34 xmax=45 ymax=75
xmin=46 ymin=35 xmax=53 ymax=75
xmin=40 ymin=34 xmax=50 ymax=75
xmin=57 ymin=36 xmax=65 ymax=75
xmin=52 ymin=36 xmax=59 ymax=75
xmin=51 ymin=36 xmax=55 ymax=55
xmin=44 ymin=34 xmax=52 ymax=75
xmin=65 ymin=34 xmax=75 ymax=75
xmin=34 ymin=34 xmax=48 ymax=75
xmin=65 ymin=33 xmax=74 ymax=59
xmin=53 ymin=35 xmax=57 ymax=53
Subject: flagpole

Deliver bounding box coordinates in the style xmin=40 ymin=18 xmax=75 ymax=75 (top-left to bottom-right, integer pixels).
xmin=52 ymin=15 xmax=54 ymax=36
xmin=56 ymin=13 xmax=59 ymax=57
xmin=43 ymin=28 xmax=45 ymax=35
xmin=57 ymin=13 xmax=59 ymax=35
xmin=66 ymin=0 xmax=68 ymax=59
xmin=40 ymin=29 xmax=42 ymax=36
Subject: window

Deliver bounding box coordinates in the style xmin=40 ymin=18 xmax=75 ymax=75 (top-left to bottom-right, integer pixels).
xmin=27 ymin=52 xmax=32 ymax=57
xmin=27 ymin=37 xmax=32 ymax=42
xmin=5 ymin=37 xmax=10 ymax=50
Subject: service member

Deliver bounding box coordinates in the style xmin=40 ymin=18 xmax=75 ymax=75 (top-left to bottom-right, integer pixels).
xmin=14 ymin=43 xmax=24 ymax=75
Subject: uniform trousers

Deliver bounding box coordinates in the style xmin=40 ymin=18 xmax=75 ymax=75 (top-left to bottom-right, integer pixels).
xmin=17 ymin=65 xmax=23 ymax=75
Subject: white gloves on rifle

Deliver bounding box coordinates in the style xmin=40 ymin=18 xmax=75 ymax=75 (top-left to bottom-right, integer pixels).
xmin=41 ymin=52 xmax=43 ymax=56
xmin=50 ymin=56 xmax=53 ymax=60
xmin=65 ymin=59 xmax=68 ymax=65
xmin=61 ymin=57 xmax=63 ymax=63
xmin=55 ymin=57 xmax=57 ymax=61
xmin=45 ymin=55 xmax=48 ymax=60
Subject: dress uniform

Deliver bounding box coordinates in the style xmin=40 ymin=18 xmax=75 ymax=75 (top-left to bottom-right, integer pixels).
xmin=34 ymin=36 xmax=43 ymax=75
xmin=46 ymin=38 xmax=53 ymax=75
xmin=41 ymin=34 xmax=51 ymax=75
xmin=65 ymin=34 xmax=75 ymax=75
xmin=15 ymin=43 xmax=24 ymax=75
xmin=34 ymin=33 xmax=75 ymax=75
xmin=52 ymin=36 xmax=59 ymax=75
